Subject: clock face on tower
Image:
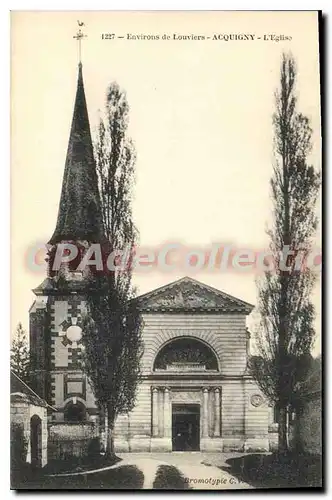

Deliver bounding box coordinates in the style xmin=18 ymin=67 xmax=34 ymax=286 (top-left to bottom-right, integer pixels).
xmin=59 ymin=317 xmax=83 ymax=348
xmin=66 ymin=325 xmax=83 ymax=343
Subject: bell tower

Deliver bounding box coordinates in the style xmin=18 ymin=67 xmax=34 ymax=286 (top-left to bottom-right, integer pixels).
xmin=29 ymin=27 xmax=104 ymax=422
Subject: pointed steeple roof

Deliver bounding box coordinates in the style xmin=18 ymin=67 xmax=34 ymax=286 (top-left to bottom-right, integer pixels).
xmin=49 ymin=63 xmax=104 ymax=244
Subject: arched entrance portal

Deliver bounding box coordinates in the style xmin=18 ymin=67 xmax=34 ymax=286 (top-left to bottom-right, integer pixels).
xmin=30 ymin=415 xmax=42 ymax=467
xmin=151 ymin=337 xmax=221 ymax=452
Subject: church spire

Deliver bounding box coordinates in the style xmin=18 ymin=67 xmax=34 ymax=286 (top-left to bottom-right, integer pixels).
xmin=49 ymin=61 xmax=103 ymax=245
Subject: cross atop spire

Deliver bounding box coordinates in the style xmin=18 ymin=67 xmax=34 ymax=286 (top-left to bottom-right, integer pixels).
xmin=73 ymin=20 xmax=87 ymax=64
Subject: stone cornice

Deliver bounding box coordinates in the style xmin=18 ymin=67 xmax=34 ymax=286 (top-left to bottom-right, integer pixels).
xmin=140 ymin=307 xmax=249 ymax=314
xmin=144 ymin=373 xmax=253 ymax=381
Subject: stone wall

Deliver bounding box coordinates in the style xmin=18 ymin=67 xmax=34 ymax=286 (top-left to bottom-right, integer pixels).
xmin=291 ymin=394 xmax=321 ymax=455
xmin=48 ymin=422 xmax=98 ymax=460
xmin=244 ymin=381 xmax=269 ymax=452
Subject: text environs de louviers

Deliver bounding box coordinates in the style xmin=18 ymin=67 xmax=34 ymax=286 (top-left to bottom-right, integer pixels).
xmin=126 ymin=33 xmax=291 ymax=42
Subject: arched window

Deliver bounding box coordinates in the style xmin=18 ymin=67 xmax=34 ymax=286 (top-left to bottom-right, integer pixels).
xmin=153 ymin=337 xmax=218 ymax=371
xmin=64 ymin=400 xmax=86 ymax=422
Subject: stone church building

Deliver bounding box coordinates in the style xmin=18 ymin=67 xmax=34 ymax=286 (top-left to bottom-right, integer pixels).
xmin=29 ymin=63 xmax=270 ymax=454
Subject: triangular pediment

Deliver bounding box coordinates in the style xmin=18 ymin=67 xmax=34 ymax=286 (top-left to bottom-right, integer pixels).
xmin=136 ymin=277 xmax=254 ymax=313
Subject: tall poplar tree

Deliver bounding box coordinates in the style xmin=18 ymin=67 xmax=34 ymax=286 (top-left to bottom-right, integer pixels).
xmin=250 ymin=53 xmax=320 ymax=453
xmin=82 ymin=82 xmax=143 ymax=455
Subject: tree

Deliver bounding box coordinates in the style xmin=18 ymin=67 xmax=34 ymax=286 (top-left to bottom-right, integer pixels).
xmin=81 ymin=82 xmax=143 ymax=456
xmin=10 ymin=323 xmax=30 ymax=384
xmin=250 ymin=53 xmax=320 ymax=453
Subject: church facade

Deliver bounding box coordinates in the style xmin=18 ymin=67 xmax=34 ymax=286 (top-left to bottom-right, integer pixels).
xmin=29 ymin=63 xmax=270 ymax=454
xmin=113 ymin=277 xmax=270 ymax=453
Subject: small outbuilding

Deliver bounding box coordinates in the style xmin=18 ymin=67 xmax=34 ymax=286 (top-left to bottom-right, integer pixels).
xmin=11 ymin=371 xmax=54 ymax=468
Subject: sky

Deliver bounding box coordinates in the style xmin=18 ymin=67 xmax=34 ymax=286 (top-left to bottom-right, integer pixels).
xmin=11 ymin=11 xmax=321 ymax=354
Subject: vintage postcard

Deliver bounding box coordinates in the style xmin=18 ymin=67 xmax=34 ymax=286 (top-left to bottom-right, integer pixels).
xmin=10 ymin=10 xmax=322 ymax=490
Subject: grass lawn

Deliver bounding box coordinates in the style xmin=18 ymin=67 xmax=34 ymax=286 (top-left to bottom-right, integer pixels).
xmin=12 ymin=461 xmax=191 ymax=490
xmin=12 ymin=457 xmax=192 ymax=490
xmin=12 ymin=461 xmax=145 ymax=490
xmin=36 ymin=465 xmax=145 ymax=490
xmin=11 ymin=454 xmax=124 ymax=490
xmin=220 ymin=452 xmax=322 ymax=489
